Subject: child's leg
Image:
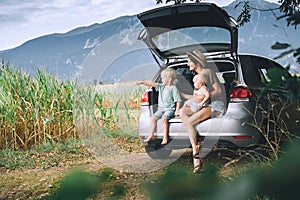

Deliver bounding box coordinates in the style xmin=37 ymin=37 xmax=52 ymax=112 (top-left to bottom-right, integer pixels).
xmin=145 ymin=110 xmax=163 ymax=142
xmin=182 ymin=104 xmax=195 ymax=116
xmin=161 ymin=110 xmax=174 ymax=145
xmin=161 ymin=117 xmax=169 ymax=145
xmin=144 ymin=116 xmax=158 ymax=142
xmin=182 ymin=99 xmax=197 ymax=116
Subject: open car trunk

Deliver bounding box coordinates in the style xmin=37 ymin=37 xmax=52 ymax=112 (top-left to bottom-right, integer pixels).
xmin=137 ymin=3 xmax=238 ymax=60
xmin=147 ymin=59 xmax=237 ymax=121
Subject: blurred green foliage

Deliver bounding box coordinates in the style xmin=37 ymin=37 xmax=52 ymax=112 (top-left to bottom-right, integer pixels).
xmin=264 ymin=67 xmax=300 ymax=107
xmin=44 ymin=168 xmax=126 ymax=200
xmin=45 ymin=169 xmax=105 ymax=200
xmin=144 ymin=140 xmax=300 ymax=200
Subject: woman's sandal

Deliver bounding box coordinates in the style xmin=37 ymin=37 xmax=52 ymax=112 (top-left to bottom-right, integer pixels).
xmin=193 ymin=153 xmax=200 ymax=159
xmin=192 ymin=142 xmax=203 ymax=174
xmin=193 ymin=142 xmax=202 ymax=159
xmin=193 ymin=162 xmax=203 ymax=174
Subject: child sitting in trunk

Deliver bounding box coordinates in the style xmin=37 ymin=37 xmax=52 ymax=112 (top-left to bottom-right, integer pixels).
xmin=137 ymin=68 xmax=182 ymax=145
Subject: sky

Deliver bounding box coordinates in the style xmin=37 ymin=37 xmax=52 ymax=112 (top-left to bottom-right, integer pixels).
xmin=0 ymin=0 xmax=280 ymax=51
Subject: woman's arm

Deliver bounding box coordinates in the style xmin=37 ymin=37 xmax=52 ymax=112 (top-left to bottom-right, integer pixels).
xmin=198 ymin=88 xmax=210 ymax=107
xmin=180 ymin=91 xmax=193 ymax=100
xmin=210 ymin=82 xmax=222 ymax=98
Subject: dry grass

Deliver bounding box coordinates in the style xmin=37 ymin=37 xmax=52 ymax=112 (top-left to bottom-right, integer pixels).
xmin=0 ymin=66 xmax=145 ymax=150
xmin=0 ymin=67 xmax=75 ymax=149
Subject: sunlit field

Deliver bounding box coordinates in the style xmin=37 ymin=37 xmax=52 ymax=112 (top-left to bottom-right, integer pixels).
xmin=1 ymin=65 xmax=299 ymax=200
xmin=0 ymin=66 xmax=146 ymax=150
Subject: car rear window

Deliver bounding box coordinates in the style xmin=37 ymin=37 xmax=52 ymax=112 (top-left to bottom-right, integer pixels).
xmin=173 ymin=61 xmax=235 ymax=95
xmin=152 ymin=27 xmax=231 ymax=52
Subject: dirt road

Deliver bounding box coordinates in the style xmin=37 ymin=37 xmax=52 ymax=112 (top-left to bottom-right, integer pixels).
xmin=95 ymin=149 xmax=191 ymax=173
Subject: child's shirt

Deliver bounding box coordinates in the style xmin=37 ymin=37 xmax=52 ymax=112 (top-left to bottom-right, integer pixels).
xmin=156 ymin=83 xmax=182 ymax=111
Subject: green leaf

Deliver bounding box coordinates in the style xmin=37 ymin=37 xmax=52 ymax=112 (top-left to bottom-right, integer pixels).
xmin=287 ymin=12 xmax=300 ymax=27
xmin=274 ymin=49 xmax=295 ymax=60
xmin=266 ymin=67 xmax=288 ymax=88
xmin=271 ymin=42 xmax=290 ymax=50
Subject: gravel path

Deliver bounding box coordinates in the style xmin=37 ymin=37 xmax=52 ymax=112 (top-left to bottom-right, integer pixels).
xmin=95 ymin=149 xmax=191 ymax=173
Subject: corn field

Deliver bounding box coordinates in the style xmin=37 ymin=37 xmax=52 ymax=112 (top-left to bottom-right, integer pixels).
xmin=0 ymin=65 xmax=145 ymax=149
xmin=74 ymin=82 xmax=145 ymax=139
xmin=0 ymin=66 xmax=75 ymax=149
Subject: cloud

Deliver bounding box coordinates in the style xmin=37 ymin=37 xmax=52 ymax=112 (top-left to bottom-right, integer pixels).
xmin=0 ymin=0 xmax=84 ymax=25
xmin=0 ymin=1 xmax=34 ymax=25
xmin=6 ymin=0 xmax=282 ymax=50
xmin=0 ymin=0 xmax=159 ymax=50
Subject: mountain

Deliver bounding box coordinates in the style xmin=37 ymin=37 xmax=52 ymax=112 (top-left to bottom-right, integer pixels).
xmin=1 ymin=0 xmax=299 ymax=83
xmin=0 ymin=16 xmax=152 ymax=83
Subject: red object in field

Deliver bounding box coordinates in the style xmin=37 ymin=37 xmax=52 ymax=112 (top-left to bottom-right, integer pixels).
xmin=141 ymin=92 xmax=149 ymax=105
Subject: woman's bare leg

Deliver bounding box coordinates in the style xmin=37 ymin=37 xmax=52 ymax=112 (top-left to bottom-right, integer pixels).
xmin=185 ymin=110 xmax=202 ymax=158
xmin=181 ymin=108 xmax=198 ymax=168
xmin=181 ymin=106 xmax=212 ymax=170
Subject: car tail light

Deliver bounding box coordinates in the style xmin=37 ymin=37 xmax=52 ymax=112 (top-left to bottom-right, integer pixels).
xmin=139 ymin=136 xmax=145 ymax=140
xmin=230 ymin=86 xmax=253 ymax=102
xmin=141 ymin=92 xmax=149 ymax=106
xmin=233 ymin=136 xmax=253 ymax=140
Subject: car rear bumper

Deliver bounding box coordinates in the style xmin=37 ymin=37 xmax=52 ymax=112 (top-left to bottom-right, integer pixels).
xmin=139 ymin=115 xmax=261 ymax=148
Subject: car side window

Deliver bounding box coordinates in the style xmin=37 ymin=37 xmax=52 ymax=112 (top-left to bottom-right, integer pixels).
xmin=240 ymin=55 xmax=285 ymax=87
xmin=254 ymin=56 xmax=287 ymax=85
xmin=260 ymin=69 xmax=271 ymax=83
xmin=239 ymin=55 xmax=259 ymax=86
xmin=251 ymin=56 xmax=271 ymax=85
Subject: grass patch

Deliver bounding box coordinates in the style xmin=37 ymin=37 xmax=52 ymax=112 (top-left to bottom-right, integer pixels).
xmin=102 ymin=127 xmax=144 ymax=153
xmin=44 ymin=167 xmax=155 ymax=200
xmin=0 ymin=139 xmax=90 ymax=170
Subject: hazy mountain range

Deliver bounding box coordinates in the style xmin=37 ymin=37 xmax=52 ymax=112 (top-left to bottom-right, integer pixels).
xmin=1 ymin=0 xmax=299 ymax=84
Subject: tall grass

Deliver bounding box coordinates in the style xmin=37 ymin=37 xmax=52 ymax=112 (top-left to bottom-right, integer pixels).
xmin=0 ymin=66 xmax=75 ymax=149
xmin=0 ymin=65 xmax=146 ymax=150
xmin=94 ymin=82 xmax=146 ymax=128
xmin=74 ymin=81 xmax=146 ymax=152
xmin=246 ymin=92 xmax=299 ymax=161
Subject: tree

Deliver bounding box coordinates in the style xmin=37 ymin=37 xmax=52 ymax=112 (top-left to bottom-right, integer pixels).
xmin=232 ymin=0 xmax=300 ymax=105
xmin=235 ymin=0 xmax=300 ymax=64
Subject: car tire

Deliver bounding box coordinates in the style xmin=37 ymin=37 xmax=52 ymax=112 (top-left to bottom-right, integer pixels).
xmin=145 ymin=144 xmax=172 ymax=159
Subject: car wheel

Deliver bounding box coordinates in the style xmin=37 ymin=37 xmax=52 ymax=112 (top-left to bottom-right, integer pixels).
xmin=145 ymin=144 xmax=172 ymax=159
